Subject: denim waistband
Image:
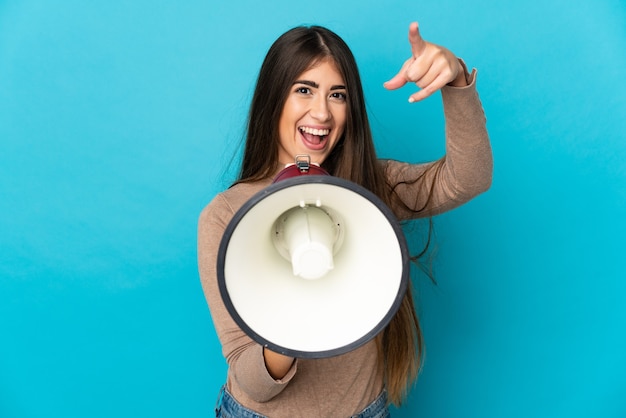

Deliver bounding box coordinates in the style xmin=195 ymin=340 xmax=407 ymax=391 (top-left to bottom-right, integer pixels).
xmin=215 ymin=386 xmax=389 ymax=418
xmin=351 ymin=389 xmax=389 ymax=418
xmin=216 ymin=386 xmax=266 ymax=418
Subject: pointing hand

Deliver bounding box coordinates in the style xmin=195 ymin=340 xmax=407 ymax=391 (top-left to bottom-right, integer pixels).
xmin=384 ymin=22 xmax=466 ymax=102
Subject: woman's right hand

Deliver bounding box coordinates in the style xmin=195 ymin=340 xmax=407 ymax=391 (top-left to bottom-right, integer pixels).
xmin=263 ymin=347 xmax=295 ymax=380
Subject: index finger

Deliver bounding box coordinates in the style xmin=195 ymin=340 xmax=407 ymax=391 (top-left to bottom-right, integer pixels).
xmin=409 ymin=22 xmax=426 ymax=58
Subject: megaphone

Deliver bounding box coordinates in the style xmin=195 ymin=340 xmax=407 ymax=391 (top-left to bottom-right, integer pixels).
xmin=217 ymin=156 xmax=409 ymax=359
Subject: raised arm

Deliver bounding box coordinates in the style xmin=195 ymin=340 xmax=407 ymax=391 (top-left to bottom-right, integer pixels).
xmin=382 ymin=22 xmax=493 ymax=218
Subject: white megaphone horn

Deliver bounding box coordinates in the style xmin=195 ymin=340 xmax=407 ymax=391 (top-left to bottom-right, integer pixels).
xmin=217 ymin=155 xmax=410 ymax=358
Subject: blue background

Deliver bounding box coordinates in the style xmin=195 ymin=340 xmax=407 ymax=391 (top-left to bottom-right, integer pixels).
xmin=1 ymin=1 xmax=625 ymax=417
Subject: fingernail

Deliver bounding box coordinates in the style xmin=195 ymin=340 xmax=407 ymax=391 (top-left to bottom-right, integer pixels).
xmin=408 ymin=97 xmax=415 ymax=103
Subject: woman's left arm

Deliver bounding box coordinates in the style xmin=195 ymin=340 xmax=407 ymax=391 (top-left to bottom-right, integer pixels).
xmin=383 ymin=21 xmax=493 ymax=218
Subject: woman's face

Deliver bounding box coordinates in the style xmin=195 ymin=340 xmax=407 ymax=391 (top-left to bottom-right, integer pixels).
xmin=277 ymin=59 xmax=347 ymax=166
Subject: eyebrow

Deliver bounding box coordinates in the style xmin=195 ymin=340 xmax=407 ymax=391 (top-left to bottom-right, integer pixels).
xmin=293 ymin=80 xmax=346 ymax=90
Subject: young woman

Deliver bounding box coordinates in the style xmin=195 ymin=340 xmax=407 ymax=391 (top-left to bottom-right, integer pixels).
xmin=198 ymin=22 xmax=493 ymax=417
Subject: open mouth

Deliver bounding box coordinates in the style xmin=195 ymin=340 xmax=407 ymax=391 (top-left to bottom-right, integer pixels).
xmin=298 ymin=126 xmax=330 ymax=149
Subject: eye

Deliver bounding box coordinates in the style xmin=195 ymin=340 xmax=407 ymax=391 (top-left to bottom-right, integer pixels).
xmin=331 ymin=91 xmax=347 ymax=102
xmin=295 ymin=86 xmax=311 ymax=95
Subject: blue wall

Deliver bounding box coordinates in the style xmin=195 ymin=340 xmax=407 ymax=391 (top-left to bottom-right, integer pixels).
xmin=1 ymin=1 xmax=625 ymax=417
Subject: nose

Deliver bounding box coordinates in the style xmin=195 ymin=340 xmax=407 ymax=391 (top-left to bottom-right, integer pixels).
xmin=309 ymin=96 xmax=331 ymax=122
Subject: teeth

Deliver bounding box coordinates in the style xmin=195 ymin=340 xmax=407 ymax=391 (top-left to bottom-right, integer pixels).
xmin=299 ymin=127 xmax=330 ymax=136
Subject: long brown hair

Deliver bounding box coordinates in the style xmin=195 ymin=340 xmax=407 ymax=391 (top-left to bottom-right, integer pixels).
xmin=236 ymin=25 xmax=423 ymax=405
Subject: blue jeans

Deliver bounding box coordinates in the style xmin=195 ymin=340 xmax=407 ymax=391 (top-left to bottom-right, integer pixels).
xmin=215 ymin=386 xmax=390 ymax=418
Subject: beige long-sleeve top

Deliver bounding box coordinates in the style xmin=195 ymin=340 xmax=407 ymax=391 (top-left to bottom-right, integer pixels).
xmin=198 ymin=68 xmax=492 ymax=417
